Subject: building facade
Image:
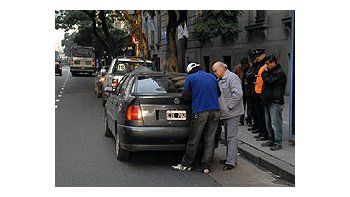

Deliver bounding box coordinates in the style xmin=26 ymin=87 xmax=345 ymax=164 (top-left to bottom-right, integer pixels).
xmin=142 ymin=10 xmax=293 ymax=94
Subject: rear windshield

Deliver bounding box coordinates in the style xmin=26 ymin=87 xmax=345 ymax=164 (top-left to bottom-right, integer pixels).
xmin=135 ymin=76 xmax=178 ymax=94
xmin=113 ymin=62 xmax=155 ymax=75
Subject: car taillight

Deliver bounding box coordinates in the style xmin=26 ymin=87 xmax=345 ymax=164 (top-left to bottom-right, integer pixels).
xmin=126 ymin=105 xmax=143 ymax=121
xmin=112 ymin=79 xmax=119 ymax=88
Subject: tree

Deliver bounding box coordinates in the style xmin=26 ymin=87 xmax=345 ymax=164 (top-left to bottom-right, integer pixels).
xmin=166 ymin=11 xmax=187 ymax=72
xmin=55 ymin=10 xmax=130 ymax=59
xmin=61 ymin=32 xmax=76 ymax=57
xmin=193 ymin=11 xmax=242 ymax=42
xmin=121 ymin=11 xmax=150 ymax=59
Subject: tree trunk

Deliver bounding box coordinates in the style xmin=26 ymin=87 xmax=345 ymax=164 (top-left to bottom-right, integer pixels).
xmin=121 ymin=11 xmax=150 ymax=59
xmin=166 ymin=25 xmax=178 ymax=72
xmin=98 ymin=10 xmax=117 ymax=58
xmin=165 ymin=11 xmax=187 ymax=73
xmin=82 ymin=10 xmax=110 ymax=57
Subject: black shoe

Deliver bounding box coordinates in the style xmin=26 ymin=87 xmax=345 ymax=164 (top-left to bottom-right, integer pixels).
xmin=219 ymin=159 xmax=227 ymax=165
xmin=254 ymin=135 xmax=261 ymax=138
xmin=223 ymin=164 xmax=235 ymax=171
xmin=251 ymin=129 xmax=260 ymax=134
xmin=248 ymin=127 xmax=257 ymax=131
xmin=270 ymin=144 xmax=282 ymax=151
xmin=261 ymin=141 xmax=274 ymax=147
xmin=256 ymin=136 xmax=269 ymax=141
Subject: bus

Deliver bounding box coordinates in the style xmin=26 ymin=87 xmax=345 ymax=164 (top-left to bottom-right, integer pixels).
xmin=69 ymin=46 xmax=95 ymax=76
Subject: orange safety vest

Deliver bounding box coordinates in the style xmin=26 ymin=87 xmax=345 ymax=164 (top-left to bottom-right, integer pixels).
xmin=255 ymin=64 xmax=266 ymax=94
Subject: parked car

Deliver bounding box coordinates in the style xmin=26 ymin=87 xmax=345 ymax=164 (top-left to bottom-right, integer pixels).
xmin=101 ymin=57 xmax=156 ymax=106
xmin=55 ymin=61 xmax=62 ymax=76
xmin=104 ymin=66 xmax=190 ymax=161
xmin=94 ymin=66 xmax=109 ymax=98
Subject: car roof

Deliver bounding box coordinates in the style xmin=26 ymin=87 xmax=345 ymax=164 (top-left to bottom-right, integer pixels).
xmin=115 ymin=57 xmax=153 ymax=63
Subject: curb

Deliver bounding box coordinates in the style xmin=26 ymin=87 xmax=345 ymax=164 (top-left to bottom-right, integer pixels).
xmin=220 ymin=138 xmax=295 ymax=184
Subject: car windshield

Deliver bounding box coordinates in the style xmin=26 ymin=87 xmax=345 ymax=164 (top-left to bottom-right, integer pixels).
xmin=112 ymin=61 xmax=155 ymax=75
xmin=135 ymin=76 xmax=178 ymax=94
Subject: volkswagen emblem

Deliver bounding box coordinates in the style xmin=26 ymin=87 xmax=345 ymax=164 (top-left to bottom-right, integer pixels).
xmin=174 ymin=98 xmax=180 ymax=105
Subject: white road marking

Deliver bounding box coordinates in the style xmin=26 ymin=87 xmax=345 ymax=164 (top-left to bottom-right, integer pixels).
xmin=55 ymin=105 xmax=58 ymax=109
xmin=55 ymin=99 xmax=60 ymax=102
xmin=60 ymin=91 xmax=63 ymax=94
xmin=58 ymin=95 xmax=62 ymax=97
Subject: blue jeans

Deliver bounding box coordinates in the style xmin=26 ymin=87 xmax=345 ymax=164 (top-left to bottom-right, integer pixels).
xmin=264 ymin=102 xmax=284 ymax=145
xmin=181 ymin=110 xmax=220 ymax=168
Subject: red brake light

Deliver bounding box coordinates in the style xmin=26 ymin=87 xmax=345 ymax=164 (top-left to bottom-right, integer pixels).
xmin=126 ymin=105 xmax=143 ymax=121
xmin=112 ymin=79 xmax=119 ymax=88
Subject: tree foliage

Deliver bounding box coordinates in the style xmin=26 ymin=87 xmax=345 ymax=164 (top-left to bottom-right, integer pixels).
xmin=55 ymin=10 xmax=130 ymax=59
xmin=193 ymin=11 xmax=242 ymax=41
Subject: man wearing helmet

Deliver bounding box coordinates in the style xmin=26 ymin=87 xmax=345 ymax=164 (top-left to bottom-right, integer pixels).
xmin=171 ymin=63 xmax=221 ymax=174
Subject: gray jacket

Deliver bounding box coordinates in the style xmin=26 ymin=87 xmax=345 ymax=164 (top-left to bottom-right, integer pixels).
xmin=218 ymin=70 xmax=244 ymax=120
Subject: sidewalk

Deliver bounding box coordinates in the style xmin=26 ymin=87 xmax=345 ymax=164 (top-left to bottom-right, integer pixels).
xmin=221 ymin=96 xmax=295 ymax=183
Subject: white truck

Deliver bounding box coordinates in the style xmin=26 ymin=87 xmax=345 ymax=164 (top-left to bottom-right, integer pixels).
xmin=69 ymin=46 xmax=95 ymax=76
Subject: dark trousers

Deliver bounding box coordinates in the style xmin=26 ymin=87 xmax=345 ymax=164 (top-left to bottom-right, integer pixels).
xmin=251 ymin=97 xmax=267 ymax=137
xmin=240 ymin=96 xmax=247 ymax=124
xmin=181 ymin=110 xmax=220 ymax=168
xmin=245 ymin=96 xmax=254 ymax=126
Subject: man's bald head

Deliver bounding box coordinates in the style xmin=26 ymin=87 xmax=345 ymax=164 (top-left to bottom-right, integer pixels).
xmin=212 ymin=61 xmax=227 ymax=78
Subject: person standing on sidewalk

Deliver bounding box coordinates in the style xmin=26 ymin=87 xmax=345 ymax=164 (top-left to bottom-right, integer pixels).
xmin=212 ymin=61 xmax=244 ymax=171
xmin=260 ymin=55 xmax=287 ymax=151
xmin=233 ymin=57 xmax=250 ymax=126
xmin=246 ymin=49 xmax=268 ymax=141
xmin=172 ymin=63 xmax=220 ymax=174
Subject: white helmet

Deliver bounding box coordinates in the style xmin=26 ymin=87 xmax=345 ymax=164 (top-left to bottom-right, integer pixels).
xmin=186 ymin=63 xmax=200 ymax=73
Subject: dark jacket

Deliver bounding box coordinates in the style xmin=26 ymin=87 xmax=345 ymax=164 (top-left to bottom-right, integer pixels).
xmin=245 ymin=58 xmax=266 ymax=98
xmin=261 ymin=64 xmax=287 ymax=105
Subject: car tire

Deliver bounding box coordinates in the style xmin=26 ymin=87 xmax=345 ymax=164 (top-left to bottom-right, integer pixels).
xmin=97 ymin=92 xmax=102 ymax=98
xmin=71 ymin=72 xmax=76 ymax=76
xmin=104 ymin=115 xmax=113 ymax=138
xmin=115 ymin=128 xmax=130 ymax=161
xmin=59 ymin=72 xmax=62 ymax=76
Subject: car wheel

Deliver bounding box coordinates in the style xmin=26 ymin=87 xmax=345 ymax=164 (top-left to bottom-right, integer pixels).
xmin=71 ymin=72 xmax=76 ymax=76
xmin=115 ymin=128 xmax=130 ymax=161
xmin=59 ymin=72 xmax=62 ymax=76
xmin=97 ymin=92 xmax=102 ymax=98
xmin=104 ymin=115 xmax=113 ymax=138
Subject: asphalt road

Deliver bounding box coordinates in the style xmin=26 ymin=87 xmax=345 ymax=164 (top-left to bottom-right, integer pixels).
xmin=55 ymin=67 xmax=292 ymax=187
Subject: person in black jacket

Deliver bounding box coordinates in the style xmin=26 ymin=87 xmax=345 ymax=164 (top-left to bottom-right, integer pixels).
xmin=245 ymin=49 xmax=268 ymax=141
xmin=260 ymin=55 xmax=287 ymax=151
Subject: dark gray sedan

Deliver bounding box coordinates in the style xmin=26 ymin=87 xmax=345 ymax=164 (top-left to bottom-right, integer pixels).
xmin=104 ymin=67 xmax=191 ymax=161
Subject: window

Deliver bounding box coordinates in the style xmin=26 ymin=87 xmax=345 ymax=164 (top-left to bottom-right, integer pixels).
xmin=255 ymin=10 xmax=267 ymax=23
xmin=203 ymin=56 xmax=210 ymax=72
xmin=135 ymin=76 xmax=178 ymax=94
xmin=223 ymin=56 xmax=232 ymax=71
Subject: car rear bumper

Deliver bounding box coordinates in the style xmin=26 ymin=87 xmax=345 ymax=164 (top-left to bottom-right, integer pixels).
xmin=117 ymin=124 xmax=189 ymax=151
xmin=70 ymin=67 xmax=95 ymax=73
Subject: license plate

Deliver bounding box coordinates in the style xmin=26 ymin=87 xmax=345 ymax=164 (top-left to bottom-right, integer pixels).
xmin=166 ymin=110 xmax=187 ymax=120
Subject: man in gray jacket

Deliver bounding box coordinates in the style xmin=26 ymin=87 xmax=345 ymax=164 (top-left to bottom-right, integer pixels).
xmin=212 ymin=61 xmax=244 ymax=170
